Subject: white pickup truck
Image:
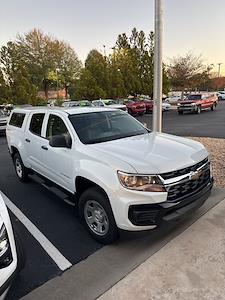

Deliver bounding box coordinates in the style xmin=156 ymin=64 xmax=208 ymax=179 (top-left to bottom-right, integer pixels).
xmin=6 ymin=107 xmax=213 ymax=243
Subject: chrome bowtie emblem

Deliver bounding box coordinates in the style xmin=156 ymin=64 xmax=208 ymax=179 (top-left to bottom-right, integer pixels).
xmin=189 ymin=170 xmax=203 ymax=180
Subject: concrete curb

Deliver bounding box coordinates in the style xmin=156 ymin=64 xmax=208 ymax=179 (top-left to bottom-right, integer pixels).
xmin=22 ymin=188 xmax=225 ymax=300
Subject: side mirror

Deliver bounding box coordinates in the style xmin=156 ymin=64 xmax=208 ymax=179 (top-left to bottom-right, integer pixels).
xmin=49 ymin=134 xmax=72 ymax=148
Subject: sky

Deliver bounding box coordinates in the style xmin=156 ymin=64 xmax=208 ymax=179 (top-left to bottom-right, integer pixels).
xmin=0 ymin=0 xmax=224 ymax=74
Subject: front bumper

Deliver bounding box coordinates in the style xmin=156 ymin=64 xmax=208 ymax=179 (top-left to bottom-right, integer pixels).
xmin=177 ymin=106 xmax=197 ymax=112
xmin=0 ymin=269 xmax=17 ymax=299
xmin=112 ymin=178 xmax=213 ymax=231
xmin=128 ymin=179 xmax=213 ymax=227
xmin=0 ymin=125 xmax=6 ymax=133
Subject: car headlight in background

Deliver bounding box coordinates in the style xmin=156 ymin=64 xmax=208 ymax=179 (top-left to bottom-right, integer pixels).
xmin=0 ymin=224 xmax=13 ymax=268
xmin=177 ymin=103 xmax=181 ymax=106
xmin=118 ymin=172 xmax=166 ymax=192
xmin=191 ymin=103 xmax=197 ymax=106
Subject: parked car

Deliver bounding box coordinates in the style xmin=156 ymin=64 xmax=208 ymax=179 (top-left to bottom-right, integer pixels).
xmin=217 ymin=91 xmax=225 ymax=100
xmin=165 ymin=95 xmax=181 ymax=104
xmin=177 ymin=93 xmax=218 ymax=114
xmin=92 ymin=99 xmax=127 ymax=112
xmin=62 ymin=100 xmax=93 ymax=108
xmin=0 ymin=193 xmax=25 ymax=299
xmin=125 ymin=99 xmax=146 ymax=115
xmin=0 ymin=111 xmax=9 ymax=134
xmin=6 ymin=107 xmax=213 ymax=244
xmin=140 ymin=100 xmax=170 ymax=113
xmin=140 ymin=100 xmax=153 ymax=113
xmin=162 ymin=101 xmax=171 ymax=111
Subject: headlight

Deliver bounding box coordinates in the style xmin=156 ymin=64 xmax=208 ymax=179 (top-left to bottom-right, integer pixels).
xmin=177 ymin=103 xmax=181 ymax=106
xmin=118 ymin=172 xmax=166 ymax=192
xmin=191 ymin=102 xmax=196 ymax=106
xmin=0 ymin=224 xmax=12 ymax=268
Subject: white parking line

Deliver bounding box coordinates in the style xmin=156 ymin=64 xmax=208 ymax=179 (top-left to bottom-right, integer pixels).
xmin=1 ymin=192 xmax=72 ymax=271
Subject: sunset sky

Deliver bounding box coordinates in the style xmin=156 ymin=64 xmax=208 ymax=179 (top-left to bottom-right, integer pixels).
xmin=0 ymin=0 xmax=224 ymax=74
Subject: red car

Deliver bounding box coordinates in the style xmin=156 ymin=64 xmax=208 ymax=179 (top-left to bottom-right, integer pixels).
xmin=125 ymin=99 xmax=146 ymax=115
xmin=141 ymin=100 xmax=153 ymax=113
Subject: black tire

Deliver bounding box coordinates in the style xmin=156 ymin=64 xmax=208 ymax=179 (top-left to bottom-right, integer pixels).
xmin=79 ymin=187 xmax=119 ymax=244
xmin=211 ymin=103 xmax=216 ymax=111
xmin=196 ymin=106 xmax=201 ymax=114
xmin=13 ymin=152 xmax=29 ymax=182
xmin=178 ymin=111 xmax=183 ymax=115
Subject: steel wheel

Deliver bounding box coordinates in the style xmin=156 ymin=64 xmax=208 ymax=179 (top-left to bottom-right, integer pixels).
xmin=84 ymin=200 xmax=109 ymax=236
xmin=13 ymin=152 xmax=29 ymax=182
xmin=15 ymin=158 xmax=23 ymax=178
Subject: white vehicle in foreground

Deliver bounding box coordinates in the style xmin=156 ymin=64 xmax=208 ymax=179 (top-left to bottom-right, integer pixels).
xmin=0 ymin=193 xmax=25 ymax=299
xmin=6 ymin=107 xmax=213 ymax=244
xmin=92 ymin=99 xmax=127 ymax=111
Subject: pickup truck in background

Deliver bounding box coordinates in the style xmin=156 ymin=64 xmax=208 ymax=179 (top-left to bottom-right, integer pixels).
xmin=177 ymin=93 xmax=218 ymax=114
xmin=6 ymin=107 xmax=213 ymax=244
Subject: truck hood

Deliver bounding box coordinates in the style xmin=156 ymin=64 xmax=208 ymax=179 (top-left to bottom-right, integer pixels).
xmin=90 ymin=132 xmax=208 ymax=174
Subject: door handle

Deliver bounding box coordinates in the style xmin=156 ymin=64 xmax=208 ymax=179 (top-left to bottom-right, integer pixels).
xmin=41 ymin=145 xmax=48 ymax=150
xmin=25 ymin=138 xmax=31 ymax=143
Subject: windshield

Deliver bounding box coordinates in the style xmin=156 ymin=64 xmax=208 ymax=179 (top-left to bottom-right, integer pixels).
xmin=79 ymin=101 xmax=92 ymax=107
xmin=103 ymin=100 xmax=117 ymax=105
xmin=187 ymin=95 xmax=202 ymax=100
xmin=69 ymin=111 xmax=149 ymax=144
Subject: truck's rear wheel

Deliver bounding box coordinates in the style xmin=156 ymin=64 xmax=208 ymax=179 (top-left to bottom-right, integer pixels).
xmin=13 ymin=153 xmax=29 ymax=182
xmin=79 ymin=187 xmax=119 ymax=244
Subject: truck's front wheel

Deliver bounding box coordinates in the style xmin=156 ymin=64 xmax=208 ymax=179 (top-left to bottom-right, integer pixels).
xmin=79 ymin=187 xmax=119 ymax=244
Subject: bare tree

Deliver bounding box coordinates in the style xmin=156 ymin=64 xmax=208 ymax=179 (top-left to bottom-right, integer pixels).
xmin=168 ymin=52 xmax=206 ymax=97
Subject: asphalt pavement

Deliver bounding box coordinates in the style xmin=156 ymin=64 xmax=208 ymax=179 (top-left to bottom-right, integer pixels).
xmin=137 ymin=100 xmax=225 ymax=138
xmin=0 ymin=100 xmax=224 ymax=299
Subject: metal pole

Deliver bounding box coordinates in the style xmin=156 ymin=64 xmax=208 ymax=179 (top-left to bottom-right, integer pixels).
xmin=153 ymin=0 xmax=163 ymax=133
xmin=218 ymin=63 xmax=222 ymax=78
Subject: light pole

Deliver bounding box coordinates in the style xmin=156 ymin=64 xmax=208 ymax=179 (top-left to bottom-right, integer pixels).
xmin=153 ymin=0 xmax=163 ymax=133
xmin=218 ymin=63 xmax=222 ymax=78
xmin=56 ymin=68 xmax=60 ymax=99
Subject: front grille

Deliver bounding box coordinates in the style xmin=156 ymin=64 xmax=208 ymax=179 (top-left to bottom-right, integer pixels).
xmin=167 ymin=168 xmax=210 ymax=202
xmin=0 ymin=122 xmax=7 ymax=127
xmin=161 ymin=157 xmax=208 ymax=180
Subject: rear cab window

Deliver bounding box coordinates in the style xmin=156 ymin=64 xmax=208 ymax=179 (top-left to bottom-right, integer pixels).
xmin=9 ymin=112 xmax=26 ymax=128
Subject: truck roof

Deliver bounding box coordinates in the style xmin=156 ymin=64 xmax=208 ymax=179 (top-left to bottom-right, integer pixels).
xmin=12 ymin=106 xmax=116 ymax=115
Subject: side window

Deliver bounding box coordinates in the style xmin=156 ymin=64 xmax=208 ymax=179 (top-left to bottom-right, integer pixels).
xmin=46 ymin=114 xmax=71 ymax=140
xmin=9 ymin=113 xmax=25 ymax=128
xmin=29 ymin=113 xmax=45 ymax=136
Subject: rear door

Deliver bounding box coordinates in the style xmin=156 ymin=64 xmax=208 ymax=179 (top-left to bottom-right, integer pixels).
xmin=24 ymin=112 xmax=47 ymax=174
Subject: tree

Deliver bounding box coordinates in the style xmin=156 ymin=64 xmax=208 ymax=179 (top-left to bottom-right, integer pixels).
xmin=74 ymin=69 xmax=106 ymax=100
xmin=168 ymin=52 xmax=206 ymax=95
xmin=0 ymin=42 xmax=38 ymax=104
xmin=0 ymin=70 xmax=9 ymax=104
xmin=16 ymin=29 xmax=82 ymax=99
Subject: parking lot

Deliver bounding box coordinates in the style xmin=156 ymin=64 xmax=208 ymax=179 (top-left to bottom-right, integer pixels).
xmin=1 ymin=101 xmax=225 ymax=299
